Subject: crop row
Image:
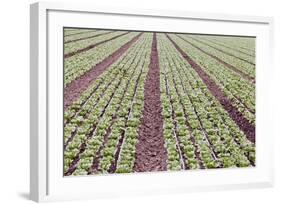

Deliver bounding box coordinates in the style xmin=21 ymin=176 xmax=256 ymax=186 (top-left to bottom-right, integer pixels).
xmin=178 ymin=35 xmax=255 ymax=78
xmin=64 ymin=34 xmax=152 ymax=175
xmin=198 ymin=35 xmax=255 ymax=58
xmin=158 ymin=33 xmax=255 ymax=168
xmin=64 ymin=33 xmax=146 ymax=148
xmin=197 ymin=35 xmax=255 ymax=58
xmin=188 ymin=35 xmax=255 ymax=65
xmin=64 ymin=31 xmax=125 ymax=55
xmin=64 ymin=30 xmax=112 ymax=44
xmin=168 ymin=34 xmax=255 ymax=125
xmin=64 ymin=28 xmax=95 ymax=37
xmin=64 ymin=32 xmax=139 ymax=86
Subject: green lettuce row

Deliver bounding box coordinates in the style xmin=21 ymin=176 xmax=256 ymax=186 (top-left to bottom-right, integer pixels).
xmin=94 ymin=35 xmax=152 ymax=174
xmin=160 ymin=33 xmax=255 ymax=168
xmin=64 ymin=35 xmax=146 ymax=148
xmin=64 ymin=29 xmax=107 ymax=43
xmin=179 ymin=34 xmax=255 ymax=78
xmin=169 ymin=34 xmax=255 ymax=123
xmin=64 ymin=31 xmax=125 ymax=55
xmin=158 ymin=34 xmax=221 ymax=169
xmin=69 ymin=34 xmax=152 ymax=175
xmin=64 ymin=35 xmax=148 ymax=174
xmin=190 ymin=35 xmax=255 ymax=65
xmin=64 ymin=28 xmax=95 ymax=36
xmin=209 ymin=36 xmax=255 ymax=55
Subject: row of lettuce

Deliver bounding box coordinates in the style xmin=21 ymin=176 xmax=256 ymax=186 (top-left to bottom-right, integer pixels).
xmin=64 ymin=34 xmax=152 ymax=175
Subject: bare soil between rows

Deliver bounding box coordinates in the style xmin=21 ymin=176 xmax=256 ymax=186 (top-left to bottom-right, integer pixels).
xmin=133 ymin=33 xmax=168 ymax=172
xmin=64 ymin=33 xmax=143 ymax=110
xmin=167 ymin=34 xmax=255 ymax=143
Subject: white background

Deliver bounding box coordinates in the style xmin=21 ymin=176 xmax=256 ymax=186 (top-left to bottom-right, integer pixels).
xmin=0 ymin=0 xmax=280 ymax=204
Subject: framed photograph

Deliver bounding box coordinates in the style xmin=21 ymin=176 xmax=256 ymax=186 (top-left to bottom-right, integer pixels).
xmin=30 ymin=1 xmax=274 ymax=202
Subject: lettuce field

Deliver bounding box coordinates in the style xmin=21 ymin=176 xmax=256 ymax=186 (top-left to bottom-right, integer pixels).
xmin=63 ymin=28 xmax=255 ymax=176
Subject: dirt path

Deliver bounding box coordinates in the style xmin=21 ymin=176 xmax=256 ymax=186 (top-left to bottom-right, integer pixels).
xmin=64 ymin=32 xmax=130 ymax=58
xmin=133 ymin=33 xmax=168 ymax=172
xmin=166 ymin=34 xmax=255 ymax=143
xmin=64 ymin=33 xmax=143 ymax=110
xmin=176 ymin=34 xmax=255 ymax=84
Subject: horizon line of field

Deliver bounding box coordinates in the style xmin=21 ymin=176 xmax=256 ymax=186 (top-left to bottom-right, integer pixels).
xmin=66 ymin=31 xmax=254 ymax=141
xmin=64 ymin=27 xmax=256 ymax=38
xmin=63 ymin=31 xmax=254 ymax=175
xmin=64 ymin=29 xmax=255 ymax=68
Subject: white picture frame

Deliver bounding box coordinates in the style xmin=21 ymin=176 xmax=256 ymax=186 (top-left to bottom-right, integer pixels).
xmin=30 ymin=1 xmax=274 ymax=202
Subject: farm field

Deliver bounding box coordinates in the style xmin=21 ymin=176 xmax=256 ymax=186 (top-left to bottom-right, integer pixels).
xmin=63 ymin=28 xmax=255 ymax=176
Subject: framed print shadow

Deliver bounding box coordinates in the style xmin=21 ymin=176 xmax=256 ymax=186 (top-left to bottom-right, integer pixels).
xmin=30 ymin=2 xmax=274 ymax=202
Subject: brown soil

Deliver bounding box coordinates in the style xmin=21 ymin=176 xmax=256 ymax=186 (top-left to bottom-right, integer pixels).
xmin=187 ymin=36 xmax=255 ymax=66
xmin=64 ymin=33 xmax=143 ymax=110
xmin=176 ymin=35 xmax=255 ymax=83
xmin=167 ymin=34 xmax=255 ymax=143
xmin=64 ymin=31 xmax=115 ymax=44
xmin=133 ymin=33 xmax=168 ymax=172
xmin=64 ymin=32 xmax=130 ymax=58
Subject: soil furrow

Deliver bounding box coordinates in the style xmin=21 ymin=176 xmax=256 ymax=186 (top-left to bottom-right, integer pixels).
xmin=187 ymin=35 xmax=255 ymax=66
xmin=64 ymin=32 xmax=143 ymax=110
xmin=176 ymin=35 xmax=255 ymax=83
xmin=133 ymin=33 xmax=168 ymax=172
xmin=64 ymin=32 xmax=130 ymax=58
xmin=65 ymin=31 xmax=115 ymax=44
xmin=167 ymin=34 xmax=255 ymax=143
